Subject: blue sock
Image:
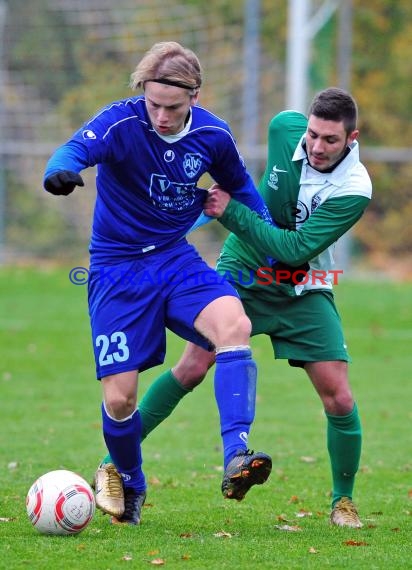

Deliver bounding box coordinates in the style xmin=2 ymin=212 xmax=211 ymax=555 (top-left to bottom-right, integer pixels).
xmin=214 ymin=348 xmax=257 ymax=468
xmin=101 ymin=404 xmax=146 ymax=492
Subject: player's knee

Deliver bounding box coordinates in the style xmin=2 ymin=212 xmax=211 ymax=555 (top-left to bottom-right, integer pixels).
xmin=238 ymin=313 xmax=252 ymax=338
xmin=334 ymin=391 xmax=355 ymax=415
xmin=323 ymin=389 xmax=354 ymax=416
xmin=218 ymin=312 xmax=252 ymax=345
xmin=105 ymin=393 xmax=136 ymax=420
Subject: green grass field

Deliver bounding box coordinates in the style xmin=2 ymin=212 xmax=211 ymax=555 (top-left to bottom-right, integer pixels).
xmin=1 ymin=267 xmax=411 ymax=569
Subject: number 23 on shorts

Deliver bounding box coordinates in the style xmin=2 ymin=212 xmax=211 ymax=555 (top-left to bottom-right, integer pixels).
xmin=95 ymin=331 xmax=130 ymax=367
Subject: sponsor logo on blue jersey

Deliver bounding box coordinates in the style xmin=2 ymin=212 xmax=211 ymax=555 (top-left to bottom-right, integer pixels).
xmin=150 ymin=173 xmax=197 ymax=211
xmin=82 ymin=129 xmax=97 ymax=140
xmin=164 ymin=150 xmax=175 ymax=162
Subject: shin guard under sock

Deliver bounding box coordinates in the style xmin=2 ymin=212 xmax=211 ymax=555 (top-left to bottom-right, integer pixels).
xmin=326 ymin=402 xmax=362 ymax=506
xmin=214 ymin=348 xmax=257 ymax=468
xmin=100 ymin=369 xmax=191 ymax=465
xmin=101 ymin=404 xmax=146 ymax=491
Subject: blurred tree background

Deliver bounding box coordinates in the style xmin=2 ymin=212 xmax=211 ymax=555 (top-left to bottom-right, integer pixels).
xmin=1 ymin=0 xmax=411 ymax=278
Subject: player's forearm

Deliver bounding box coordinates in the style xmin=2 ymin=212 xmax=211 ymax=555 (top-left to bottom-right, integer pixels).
xmin=219 ymin=200 xmax=312 ymax=264
xmin=44 ymin=140 xmax=90 ymax=180
xmin=228 ymin=176 xmax=272 ymax=224
xmin=218 ymin=197 xmax=370 ymax=265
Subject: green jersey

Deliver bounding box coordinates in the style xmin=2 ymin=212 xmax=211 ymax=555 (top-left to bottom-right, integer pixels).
xmin=219 ymin=110 xmax=372 ymax=294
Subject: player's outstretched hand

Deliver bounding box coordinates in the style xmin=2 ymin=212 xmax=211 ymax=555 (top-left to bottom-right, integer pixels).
xmin=44 ymin=171 xmax=85 ymax=196
xmin=203 ymin=183 xmax=231 ymax=217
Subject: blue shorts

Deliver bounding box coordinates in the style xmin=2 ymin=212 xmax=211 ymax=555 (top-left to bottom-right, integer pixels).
xmin=88 ymin=241 xmax=238 ymax=379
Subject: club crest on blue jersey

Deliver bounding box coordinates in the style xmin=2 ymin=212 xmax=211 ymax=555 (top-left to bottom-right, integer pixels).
xmin=183 ymin=153 xmax=202 ymax=178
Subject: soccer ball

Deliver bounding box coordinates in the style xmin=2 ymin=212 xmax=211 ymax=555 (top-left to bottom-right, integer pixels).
xmin=26 ymin=469 xmax=95 ymax=535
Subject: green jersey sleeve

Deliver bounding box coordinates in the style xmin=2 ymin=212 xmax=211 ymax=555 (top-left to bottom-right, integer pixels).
xmin=219 ymin=194 xmax=371 ymax=267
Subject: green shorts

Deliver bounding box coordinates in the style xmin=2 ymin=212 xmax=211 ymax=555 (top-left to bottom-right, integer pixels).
xmin=217 ymin=255 xmax=350 ymax=367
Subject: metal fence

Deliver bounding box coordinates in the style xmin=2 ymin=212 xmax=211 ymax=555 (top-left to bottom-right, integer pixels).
xmin=1 ymin=0 xmax=289 ymax=262
xmin=1 ymin=0 xmax=411 ymax=265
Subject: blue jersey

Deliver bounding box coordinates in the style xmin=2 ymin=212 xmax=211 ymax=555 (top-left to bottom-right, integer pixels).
xmin=44 ymin=96 xmax=271 ymax=265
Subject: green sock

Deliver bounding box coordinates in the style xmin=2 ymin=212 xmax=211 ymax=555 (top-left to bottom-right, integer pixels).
xmin=100 ymin=369 xmax=191 ymax=465
xmin=326 ymin=402 xmax=362 ymax=507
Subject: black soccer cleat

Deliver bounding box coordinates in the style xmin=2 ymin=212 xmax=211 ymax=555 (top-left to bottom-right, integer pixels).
xmin=222 ymin=450 xmax=272 ymax=501
xmin=110 ymin=487 xmax=146 ymax=525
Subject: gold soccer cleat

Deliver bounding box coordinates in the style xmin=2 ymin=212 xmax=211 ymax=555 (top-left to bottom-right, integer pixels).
xmin=93 ymin=463 xmax=125 ymax=518
xmin=330 ymin=497 xmax=363 ymax=528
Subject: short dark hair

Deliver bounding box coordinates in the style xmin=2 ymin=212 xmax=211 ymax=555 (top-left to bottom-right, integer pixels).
xmin=308 ymin=87 xmax=358 ymax=134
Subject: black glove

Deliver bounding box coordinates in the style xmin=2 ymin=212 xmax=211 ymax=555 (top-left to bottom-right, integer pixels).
xmin=273 ymin=261 xmax=310 ymax=285
xmin=44 ymin=170 xmax=84 ymax=196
